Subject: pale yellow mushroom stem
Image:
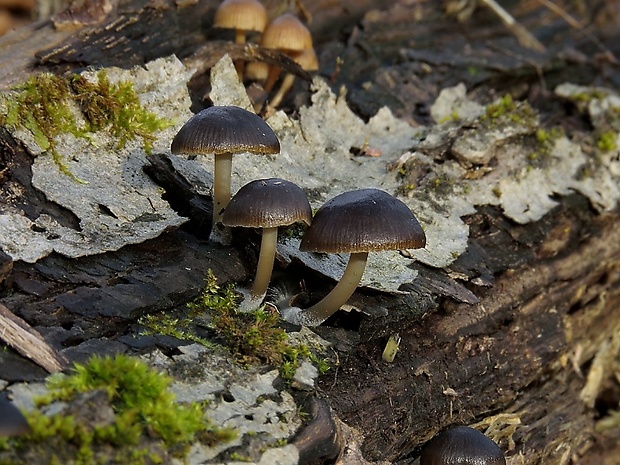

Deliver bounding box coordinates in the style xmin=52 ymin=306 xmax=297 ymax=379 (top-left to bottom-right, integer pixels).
xmin=213 ymin=152 xmax=233 ymax=226
xmin=301 ymin=251 xmax=369 ymax=326
xmin=263 ymin=65 xmax=281 ymax=93
xmin=251 ymin=226 xmax=278 ymax=297
xmin=267 ymin=73 xmax=296 ymax=110
xmin=235 ymin=29 xmax=247 ymax=44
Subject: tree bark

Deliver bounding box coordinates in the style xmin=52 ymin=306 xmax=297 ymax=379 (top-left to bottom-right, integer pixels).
xmin=320 ymin=197 xmax=620 ymax=463
xmin=1 ymin=1 xmax=620 ymax=464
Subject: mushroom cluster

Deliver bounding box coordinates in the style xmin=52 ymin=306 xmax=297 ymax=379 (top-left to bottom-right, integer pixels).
xmin=213 ymin=0 xmax=319 ymax=112
xmin=171 ymin=103 xmax=426 ymax=319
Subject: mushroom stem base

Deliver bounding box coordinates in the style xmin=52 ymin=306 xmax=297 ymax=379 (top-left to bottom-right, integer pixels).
xmin=283 ymin=252 xmax=368 ymax=326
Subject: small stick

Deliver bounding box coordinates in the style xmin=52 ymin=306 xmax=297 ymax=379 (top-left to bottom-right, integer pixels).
xmin=0 ymin=303 xmax=68 ymax=373
xmin=480 ymin=0 xmax=546 ymax=53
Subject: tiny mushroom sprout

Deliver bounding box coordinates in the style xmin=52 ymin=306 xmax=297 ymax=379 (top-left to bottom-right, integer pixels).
xmin=214 ymin=0 xmax=268 ymax=76
xmin=170 ymin=105 xmax=280 ymax=233
xmin=281 ymin=188 xmax=426 ymax=326
xmin=0 ymin=396 xmax=30 ymax=437
xmin=420 ymin=425 xmax=506 ymax=465
xmin=222 ymin=178 xmax=312 ymax=309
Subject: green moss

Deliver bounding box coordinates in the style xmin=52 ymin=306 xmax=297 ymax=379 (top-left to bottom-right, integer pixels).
xmin=188 ymin=270 xmax=330 ymax=382
xmin=0 ymin=71 xmax=173 ymax=182
xmin=529 ymin=126 xmax=564 ymax=163
xmin=229 ymin=451 xmax=253 ymax=462
xmin=0 ymin=354 xmax=234 ymax=465
xmin=570 ymin=89 xmax=609 ymax=103
xmin=482 ymin=93 xmax=536 ymax=127
xmin=596 ymin=130 xmax=618 ymax=152
xmin=437 ymin=110 xmax=461 ymax=124
xmin=139 ymin=312 xmax=213 ymax=347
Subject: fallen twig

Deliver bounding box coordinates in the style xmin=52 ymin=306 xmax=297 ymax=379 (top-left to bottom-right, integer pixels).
xmin=0 ymin=303 xmax=68 ymax=373
xmin=480 ymin=0 xmax=546 ymax=53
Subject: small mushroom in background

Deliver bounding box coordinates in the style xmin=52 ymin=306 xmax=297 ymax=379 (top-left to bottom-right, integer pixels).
xmin=420 ymin=425 xmax=506 ymax=465
xmin=213 ymin=0 xmax=268 ymax=76
xmin=280 ymin=188 xmax=426 ymax=327
xmin=222 ymin=178 xmax=312 ymax=310
xmin=170 ymin=105 xmax=280 ymax=241
xmin=244 ymin=60 xmax=270 ymax=85
xmin=267 ymin=46 xmax=319 ymax=112
xmin=244 ymin=60 xmax=271 ymax=110
xmin=0 ymin=395 xmax=30 ymax=437
xmin=259 ymin=13 xmax=313 ymax=94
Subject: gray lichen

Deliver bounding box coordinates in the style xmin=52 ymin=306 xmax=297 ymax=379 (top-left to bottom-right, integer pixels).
xmin=0 ymin=56 xmax=194 ymax=263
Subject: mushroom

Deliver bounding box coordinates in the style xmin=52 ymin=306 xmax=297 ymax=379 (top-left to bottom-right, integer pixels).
xmin=259 ymin=13 xmax=313 ymax=93
xmin=0 ymin=396 xmax=30 ymax=437
xmin=245 ymin=60 xmax=270 ymax=85
xmin=281 ymin=188 xmax=425 ymax=326
xmin=267 ymin=46 xmax=319 ymax=111
xmin=420 ymin=425 xmax=506 ymax=465
xmin=213 ymin=0 xmax=269 ymax=76
xmin=170 ymin=105 xmax=280 ymax=235
xmin=222 ymin=178 xmax=311 ymax=309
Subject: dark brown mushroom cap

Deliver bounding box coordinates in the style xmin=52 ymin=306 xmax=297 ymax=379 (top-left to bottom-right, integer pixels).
xmin=420 ymin=426 xmax=506 ymax=465
xmin=0 ymin=396 xmax=30 ymax=437
xmin=222 ymin=178 xmax=312 ymax=228
xmin=300 ymin=188 xmax=425 ymax=253
xmin=170 ymin=105 xmax=280 ymax=156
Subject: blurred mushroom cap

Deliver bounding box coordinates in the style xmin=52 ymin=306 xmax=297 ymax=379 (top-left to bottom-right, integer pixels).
xmin=260 ymin=13 xmax=312 ymax=52
xmin=214 ymin=0 xmax=268 ymax=33
xmin=290 ymin=47 xmax=319 ymax=72
xmin=420 ymin=425 xmax=506 ymax=465
xmin=245 ymin=61 xmax=270 ymax=81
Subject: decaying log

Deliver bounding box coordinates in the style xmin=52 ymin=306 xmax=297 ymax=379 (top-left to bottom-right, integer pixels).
xmin=319 ymin=197 xmax=620 ymax=463
xmin=0 ymin=1 xmax=620 ymax=464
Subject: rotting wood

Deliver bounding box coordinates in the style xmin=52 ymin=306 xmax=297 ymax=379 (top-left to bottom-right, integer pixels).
xmin=319 ymin=197 xmax=620 ymax=464
xmin=0 ymin=1 xmax=619 ymax=464
xmin=0 ymin=302 xmax=68 ymax=373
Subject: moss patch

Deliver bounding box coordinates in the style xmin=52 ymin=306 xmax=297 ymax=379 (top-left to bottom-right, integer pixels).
xmin=0 ymin=71 xmax=173 ymax=181
xmin=596 ymin=130 xmax=618 ymax=152
xmin=482 ymin=93 xmax=536 ymax=127
xmin=0 ymin=354 xmax=234 ymax=465
xmin=528 ymin=126 xmax=565 ymax=165
xmin=186 ymin=270 xmax=330 ymax=382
